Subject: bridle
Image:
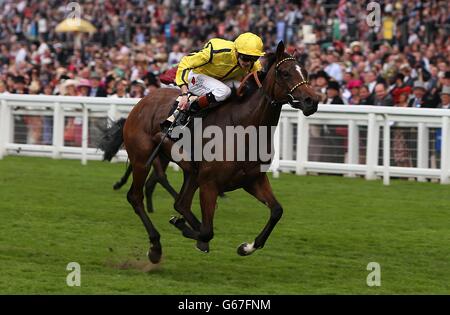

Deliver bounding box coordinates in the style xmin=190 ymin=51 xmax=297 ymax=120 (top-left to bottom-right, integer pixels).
xmin=264 ymin=57 xmax=310 ymax=107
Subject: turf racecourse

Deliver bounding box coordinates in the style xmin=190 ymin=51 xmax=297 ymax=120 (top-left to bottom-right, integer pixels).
xmin=0 ymin=156 xmax=449 ymax=294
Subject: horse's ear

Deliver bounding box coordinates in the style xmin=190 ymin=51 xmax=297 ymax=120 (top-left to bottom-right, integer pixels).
xmin=276 ymin=41 xmax=285 ymax=59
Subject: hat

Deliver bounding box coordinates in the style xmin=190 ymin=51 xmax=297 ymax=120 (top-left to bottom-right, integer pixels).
xmin=327 ymin=80 xmax=341 ymax=91
xmin=77 ymin=79 xmax=91 ymax=88
xmin=413 ymin=81 xmax=426 ymax=91
xmin=350 ymin=41 xmax=362 ymax=50
xmin=400 ymin=63 xmax=411 ymax=71
xmin=131 ymin=79 xmax=146 ymax=89
xmin=59 ymin=79 xmax=78 ymax=95
xmin=441 ymin=86 xmax=450 ymax=95
xmin=347 ymin=79 xmax=362 ymax=89
xmin=397 ymin=86 xmax=412 ymax=96
xmin=396 ymin=73 xmax=405 ymax=81
xmin=14 ymin=75 xmax=26 ymax=84
xmin=90 ymin=72 xmax=101 ymax=80
xmin=385 ymin=3 xmax=393 ymax=13
xmin=316 ymin=70 xmax=330 ymax=81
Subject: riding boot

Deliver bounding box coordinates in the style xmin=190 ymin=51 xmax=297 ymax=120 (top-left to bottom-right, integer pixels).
xmin=161 ymin=94 xmax=198 ymax=132
xmin=188 ymin=92 xmax=218 ymax=113
xmin=160 ymin=101 xmax=178 ymax=132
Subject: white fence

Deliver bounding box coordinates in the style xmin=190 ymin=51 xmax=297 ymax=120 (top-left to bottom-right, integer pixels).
xmin=0 ymin=94 xmax=449 ymax=185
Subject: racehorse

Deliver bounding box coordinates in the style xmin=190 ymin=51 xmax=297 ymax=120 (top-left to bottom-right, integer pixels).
xmin=100 ymin=41 xmax=319 ymax=263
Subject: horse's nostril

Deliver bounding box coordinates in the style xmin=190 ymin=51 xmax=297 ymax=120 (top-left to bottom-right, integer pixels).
xmin=305 ymin=97 xmax=312 ymax=104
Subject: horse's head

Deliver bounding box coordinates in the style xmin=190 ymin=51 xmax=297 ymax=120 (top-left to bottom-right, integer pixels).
xmin=267 ymin=41 xmax=319 ymax=116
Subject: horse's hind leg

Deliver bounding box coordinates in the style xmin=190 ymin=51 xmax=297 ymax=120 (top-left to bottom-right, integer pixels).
xmin=239 ymin=174 xmax=283 ymax=256
xmin=157 ymin=157 xmax=179 ymax=199
xmin=145 ymin=156 xmax=178 ymax=213
xmin=127 ymin=162 xmax=162 ymax=264
xmin=144 ymin=170 xmax=158 ymax=213
xmin=170 ymin=171 xmax=201 ymax=240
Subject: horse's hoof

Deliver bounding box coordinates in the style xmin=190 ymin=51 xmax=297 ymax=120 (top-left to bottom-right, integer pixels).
xmin=169 ymin=216 xmax=185 ymax=228
xmin=147 ymin=247 xmax=162 ymax=264
xmin=196 ymin=241 xmax=209 ymax=253
xmin=237 ymin=242 xmax=256 ymax=256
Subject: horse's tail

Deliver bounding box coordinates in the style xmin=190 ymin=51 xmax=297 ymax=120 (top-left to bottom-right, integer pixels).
xmin=97 ymin=118 xmax=126 ymax=161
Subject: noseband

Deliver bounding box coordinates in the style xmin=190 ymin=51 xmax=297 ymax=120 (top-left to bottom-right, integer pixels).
xmin=273 ymin=57 xmax=310 ymax=107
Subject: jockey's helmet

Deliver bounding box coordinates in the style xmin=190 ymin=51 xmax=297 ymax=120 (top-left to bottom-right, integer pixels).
xmin=234 ymin=33 xmax=265 ymax=57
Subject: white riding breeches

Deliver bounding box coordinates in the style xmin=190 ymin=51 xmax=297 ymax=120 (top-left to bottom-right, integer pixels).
xmin=187 ymin=70 xmax=240 ymax=102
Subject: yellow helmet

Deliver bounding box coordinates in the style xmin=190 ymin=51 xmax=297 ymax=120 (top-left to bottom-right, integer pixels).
xmin=234 ymin=32 xmax=265 ymax=57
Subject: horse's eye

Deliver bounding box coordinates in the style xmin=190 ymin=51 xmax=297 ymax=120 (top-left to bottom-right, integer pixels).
xmin=281 ymin=71 xmax=289 ymax=77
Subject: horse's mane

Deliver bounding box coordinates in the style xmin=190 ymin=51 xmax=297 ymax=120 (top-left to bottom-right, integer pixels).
xmin=231 ymin=52 xmax=277 ymax=101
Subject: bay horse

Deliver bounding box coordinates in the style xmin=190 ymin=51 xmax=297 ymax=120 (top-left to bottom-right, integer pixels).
xmin=101 ymin=41 xmax=319 ymax=263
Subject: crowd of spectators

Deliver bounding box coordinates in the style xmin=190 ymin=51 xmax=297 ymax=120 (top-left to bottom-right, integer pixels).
xmin=0 ymin=0 xmax=449 ymax=107
xmin=0 ymin=0 xmax=449 ymax=162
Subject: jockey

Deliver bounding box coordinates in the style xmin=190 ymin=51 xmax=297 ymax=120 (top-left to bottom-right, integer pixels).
xmin=162 ymin=32 xmax=265 ymax=131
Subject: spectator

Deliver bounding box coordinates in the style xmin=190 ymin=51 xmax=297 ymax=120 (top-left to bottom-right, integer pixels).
xmin=77 ymin=79 xmax=92 ymax=97
xmin=408 ymin=81 xmax=433 ymax=108
xmin=314 ymin=70 xmax=330 ymax=102
xmin=391 ymin=73 xmax=408 ymax=104
xmin=12 ymin=76 xmax=29 ymax=94
xmin=346 ymin=79 xmax=363 ymax=105
xmin=130 ymin=79 xmax=146 ymax=98
xmin=89 ymin=74 xmax=107 ymax=97
xmin=168 ymin=44 xmax=185 ymax=67
xmin=325 ymin=81 xmax=344 ymax=105
xmin=439 ymin=86 xmax=450 ymax=109
xmin=60 ymin=80 xmax=78 ymax=96
xmin=110 ymin=79 xmax=129 ymax=98
xmin=363 ymin=70 xmax=378 ymax=94
xmin=324 ymin=51 xmax=343 ymax=83
xmin=399 ymin=64 xmax=415 ymax=87
xmin=373 ymin=83 xmax=394 ymax=106
xmin=359 ymin=85 xmax=374 ymax=105
xmin=0 ymin=80 xmax=9 ymax=94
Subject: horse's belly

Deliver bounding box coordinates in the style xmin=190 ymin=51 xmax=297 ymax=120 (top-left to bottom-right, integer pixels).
xmin=221 ymin=163 xmax=262 ymax=192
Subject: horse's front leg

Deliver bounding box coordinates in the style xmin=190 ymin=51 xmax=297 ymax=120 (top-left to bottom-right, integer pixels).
xmin=196 ymin=183 xmax=219 ymax=253
xmin=239 ymin=174 xmax=283 ymax=256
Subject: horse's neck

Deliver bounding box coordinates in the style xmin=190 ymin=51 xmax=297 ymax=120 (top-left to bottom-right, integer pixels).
xmin=237 ymin=89 xmax=282 ymax=128
xmin=251 ymin=79 xmax=283 ymax=127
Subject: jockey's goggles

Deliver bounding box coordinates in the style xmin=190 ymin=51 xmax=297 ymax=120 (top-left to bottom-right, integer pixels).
xmin=238 ymin=54 xmax=259 ymax=63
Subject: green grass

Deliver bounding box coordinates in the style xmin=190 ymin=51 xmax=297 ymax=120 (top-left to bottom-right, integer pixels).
xmin=0 ymin=156 xmax=449 ymax=294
